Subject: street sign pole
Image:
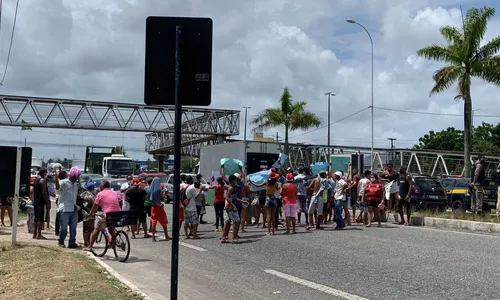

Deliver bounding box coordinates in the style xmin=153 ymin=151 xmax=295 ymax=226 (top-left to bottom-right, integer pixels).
xmin=11 ymin=147 xmax=22 ymax=247
xmin=170 ymin=25 xmax=183 ymax=300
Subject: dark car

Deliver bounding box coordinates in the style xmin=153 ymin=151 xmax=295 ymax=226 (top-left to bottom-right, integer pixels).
xmin=410 ymin=175 xmax=448 ymax=211
xmin=440 ymin=177 xmax=498 ymax=212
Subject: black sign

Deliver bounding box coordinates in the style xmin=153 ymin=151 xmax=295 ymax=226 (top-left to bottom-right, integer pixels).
xmin=0 ymin=146 xmax=32 ymax=197
xmin=144 ymin=16 xmax=213 ymax=106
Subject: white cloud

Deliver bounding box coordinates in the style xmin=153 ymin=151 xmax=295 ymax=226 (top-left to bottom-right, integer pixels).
xmin=0 ymin=0 xmax=499 ymax=161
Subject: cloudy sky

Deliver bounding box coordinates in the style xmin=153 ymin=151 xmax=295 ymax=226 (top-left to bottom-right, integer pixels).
xmin=0 ymin=0 xmax=499 ymax=162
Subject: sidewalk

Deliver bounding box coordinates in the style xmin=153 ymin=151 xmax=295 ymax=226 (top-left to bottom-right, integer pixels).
xmin=0 ymin=219 xmax=144 ymax=300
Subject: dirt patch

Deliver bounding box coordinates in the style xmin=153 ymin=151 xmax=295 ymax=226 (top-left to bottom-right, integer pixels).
xmin=0 ymin=242 xmax=144 ymax=300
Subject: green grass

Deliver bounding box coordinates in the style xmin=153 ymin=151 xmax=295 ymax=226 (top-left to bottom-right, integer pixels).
xmin=0 ymin=243 xmax=144 ymax=300
xmin=414 ymin=210 xmax=500 ymax=223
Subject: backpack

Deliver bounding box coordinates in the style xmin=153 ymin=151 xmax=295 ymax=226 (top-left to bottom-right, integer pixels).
xmin=180 ymin=185 xmax=190 ymax=207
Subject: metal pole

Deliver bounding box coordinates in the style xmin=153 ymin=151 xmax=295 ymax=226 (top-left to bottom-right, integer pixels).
xmin=170 ymin=24 xmax=183 ymax=300
xmin=347 ymin=20 xmax=374 ymax=171
xmin=11 ymin=146 xmax=22 ymax=247
xmin=243 ymin=106 xmax=250 ymax=172
xmin=327 ymin=94 xmax=331 ymax=148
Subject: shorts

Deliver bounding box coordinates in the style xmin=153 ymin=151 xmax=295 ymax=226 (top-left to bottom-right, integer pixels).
xmin=308 ymin=195 xmax=324 ymax=216
xmin=95 ymin=215 xmax=107 ymax=229
xmin=398 ymin=197 xmax=411 ymax=210
xmin=297 ymin=195 xmax=308 ymax=213
xmin=184 ymin=210 xmax=199 ymax=225
xmin=0 ymin=197 xmax=12 ymax=207
xmin=265 ymin=195 xmax=277 ymax=208
xmin=359 ymin=202 xmax=368 ymax=212
xmin=179 ymin=206 xmax=185 ymax=222
xmin=283 ymin=203 xmax=298 ymax=218
xmin=34 ymin=205 xmax=45 ymax=222
xmin=241 ymin=197 xmax=249 ymax=208
xmin=224 ymin=208 xmax=240 ymax=223
xmin=350 ymin=196 xmax=359 ymax=208
xmin=368 ymin=200 xmax=382 ymax=208
xmin=144 ymin=205 xmax=152 ymax=217
xmin=151 ymin=205 xmax=168 ymax=227
xmin=130 ymin=205 xmax=147 ymax=223
xmin=258 ymin=197 xmax=266 ymax=206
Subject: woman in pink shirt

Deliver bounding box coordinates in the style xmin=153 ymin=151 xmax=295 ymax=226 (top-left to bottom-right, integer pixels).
xmin=84 ymin=180 xmax=121 ymax=252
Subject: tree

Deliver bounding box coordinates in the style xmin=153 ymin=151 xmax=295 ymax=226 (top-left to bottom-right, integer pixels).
xmin=414 ymin=123 xmax=500 ymax=155
xmin=251 ymin=87 xmax=321 ymax=157
xmin=416 ymin=6 xmax=500 ymax=177
xmin=112 ymin=145 xmax=126 ymax=155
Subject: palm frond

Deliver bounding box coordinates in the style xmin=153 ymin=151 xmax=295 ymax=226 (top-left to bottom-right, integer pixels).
xmin=473 ymin=36 xmax=500 ymax=62
xmin=416 ymin=45 xmax=463 ymax=65
xmin=440 ymin=25 xmax=464 ymax=45
xmin=464 ymin=6 xmax=495 ymax=59
xmin=471 ymin=56 xmax=500 ymax=87
xmin=430 ymin=65 xmax=464 ymax=96
xmin=250 ymin=108 xmax=283 ymax=132
xmin=279 ymin=87 xmax=293 ymax=114
xmin=289 ymin=111 xmax=321 ymax=131
xmin=454 ymin=94 xmax=464 ymax=101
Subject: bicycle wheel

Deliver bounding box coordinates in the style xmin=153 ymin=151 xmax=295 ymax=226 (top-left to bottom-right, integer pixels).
xmin=113 ymin=230 xmax=130 ymax=262
xmin=91 ymin=231 xmax=108 ymax=257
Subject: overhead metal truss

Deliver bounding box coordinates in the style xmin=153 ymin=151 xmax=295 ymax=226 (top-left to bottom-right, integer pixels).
xmin=287 ymin=144 xmax=500 ymax=177
xmin=0 ymin=94 xmax=240 ymax=152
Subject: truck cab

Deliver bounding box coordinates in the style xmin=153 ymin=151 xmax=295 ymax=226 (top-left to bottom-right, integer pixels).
xmin=102 ymin=154 xmax=134 ymax=178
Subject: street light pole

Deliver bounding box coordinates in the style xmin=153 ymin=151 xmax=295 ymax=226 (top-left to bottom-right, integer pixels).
xmin=347 ymin=19 xmax=374 ymax=171
xmin=243 ymin=106 xmax=251 ymax=172
xmin=324 ymin=92 xmax=335 ymax=152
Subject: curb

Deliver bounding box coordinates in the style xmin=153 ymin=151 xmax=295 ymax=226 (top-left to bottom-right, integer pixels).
xmin=85 ymin=253 xmax=153 ymax=300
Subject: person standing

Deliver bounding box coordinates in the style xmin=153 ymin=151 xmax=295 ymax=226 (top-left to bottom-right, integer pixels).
xmin=80 ymin=182 xmax=96 ymax=248
xmin=306 ymin=171 xmax=328 ymax=231
xmin=150 ymin=177 xmax=170 ymax=242
xmin=471 ymin=155 xmax=486 ymax=214
xmin=281 ymin=173 xmax=298 ymax=234
xmin=364 ymin=174 xmax=385 ymax=227
xmin=54 ymin=170 xmax=67 ymax=236
xmin=294 ymin=167 xmax=308 ymax=226
xmin=398 ymin=166 xmax=413 ymax=225
xmin=349 ymin=168 xmax=361 ymax=223
xmin=333 ymin=171 xmax=348 ymax=229
xmin=33 ymin=168 xmax=50 ymax=239
xmin=58 ymin=167 xmax=81 ymax=248
xmin=208 ymin=177 xmax=227 ymax=232
xmin=0 ymin=196 xmax=13 ymax=227
xmin=357 ymin=170 xmax=371 ymax=224
xmin=126 ymin=178 xmax=150 ymax=239
xmin=183 ymin=176 xmax=200 ymax=239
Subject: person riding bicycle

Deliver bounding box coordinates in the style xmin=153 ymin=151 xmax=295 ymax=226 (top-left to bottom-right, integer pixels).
xmin=84 ymin=180 xmax=122 ymax=252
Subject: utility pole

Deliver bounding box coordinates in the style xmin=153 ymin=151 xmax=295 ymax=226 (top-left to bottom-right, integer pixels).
xmin=388 ymin=137 xmax=396 ymax=163
xmin=324 ymin=92 xmax=335 ymax=155
xmin=276 ymin=132 xmax=279 ymax=143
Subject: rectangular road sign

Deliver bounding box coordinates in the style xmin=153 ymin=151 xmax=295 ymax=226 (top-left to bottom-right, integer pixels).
xmin=144 ymin=16 xmax=213 ymax=106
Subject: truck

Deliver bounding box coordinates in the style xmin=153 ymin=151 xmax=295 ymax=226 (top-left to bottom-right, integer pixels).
xmin=84 ymin=146 xmax=135 ymax=178
xmin=198 ymin=141 xmax=281 ymax=180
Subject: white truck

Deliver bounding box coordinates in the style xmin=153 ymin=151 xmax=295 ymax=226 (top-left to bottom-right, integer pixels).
xmin=198 ymin=141 xmax=281 ymax=180
xmin=102 ymin=154 xmax=135 ymax=178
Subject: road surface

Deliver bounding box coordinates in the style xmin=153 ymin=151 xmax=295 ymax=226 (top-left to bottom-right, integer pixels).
xmin=50 ymin=202 xmax=500 ymax=300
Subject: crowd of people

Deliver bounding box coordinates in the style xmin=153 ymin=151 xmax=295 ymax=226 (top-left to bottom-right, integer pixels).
xmin=207 ymin=162 xmax=414 ymax=243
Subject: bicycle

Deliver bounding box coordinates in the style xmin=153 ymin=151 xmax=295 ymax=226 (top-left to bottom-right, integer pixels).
xmin=91 ymin=211 xmax=135 ymax=262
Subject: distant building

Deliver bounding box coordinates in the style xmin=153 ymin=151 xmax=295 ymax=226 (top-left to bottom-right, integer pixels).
xmin=253 ymin=127 xmax=274 ymax=142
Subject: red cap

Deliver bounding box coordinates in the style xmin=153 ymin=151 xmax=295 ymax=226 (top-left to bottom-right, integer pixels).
xmin=286 ymin=173 xmax=294 ymax=181
xmin=269 ymin=172 xmax=276 ymax=179
xmin=160 ymin=183 xmax=165 ymax=189
xmin=275 ymin=173 xmax=281 ymax=179
xmin=132 ymin=178 xmax=140 ymax=184
xmin=270 ymin=167 xmax=277 ymax=173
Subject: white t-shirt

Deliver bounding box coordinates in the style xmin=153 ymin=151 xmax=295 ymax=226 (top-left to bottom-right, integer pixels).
xmin=358 ymin=178 xmax=370 ymax=197
xmin=185 ymin=185 xmax=198 ymax=212
xmin=120 ymin=182 xmax=130 ymax=211
xmin=334 ymin=179 xmax=348 ymax=201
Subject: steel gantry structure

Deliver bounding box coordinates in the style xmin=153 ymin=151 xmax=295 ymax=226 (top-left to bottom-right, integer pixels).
xmin=0 ymin=95 xmax=240 ymax=157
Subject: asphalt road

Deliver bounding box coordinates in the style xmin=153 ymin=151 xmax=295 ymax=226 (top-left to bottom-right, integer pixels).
xmin=50 ymin=202 xmax=500 ymax=300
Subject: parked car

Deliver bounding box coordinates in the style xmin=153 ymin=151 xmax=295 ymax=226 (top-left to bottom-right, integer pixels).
xmin=165 ymin=173 xmax=207 ymax=203
xmin=440 ymin=177 xmax=498 ymax=212
xmin=137 ymin=172 xmax=168 ymax=188
xmin=81 ymin=173 xmax=102 ymax=183
xmin=410 ymin=175 xmax=448 ymax=211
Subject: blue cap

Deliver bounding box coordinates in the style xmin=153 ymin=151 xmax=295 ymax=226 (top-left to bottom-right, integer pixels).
xmin=86 ymin=182 xmax=96 ymax=189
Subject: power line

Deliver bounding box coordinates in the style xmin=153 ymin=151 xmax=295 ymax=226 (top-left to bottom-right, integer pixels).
xmin=0 ymin=0 xmax=19 ymax=86
xmin=373 ymin=106 xmax=500 ymax=117
xmin=289 ymin=106 xmax=370 ymax=139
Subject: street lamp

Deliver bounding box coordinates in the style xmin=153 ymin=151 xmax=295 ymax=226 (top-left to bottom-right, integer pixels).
xmin=324 ymin=92 xmax=335 ymax=153
xmin=346 ymin=18 xmax=374 ymax=171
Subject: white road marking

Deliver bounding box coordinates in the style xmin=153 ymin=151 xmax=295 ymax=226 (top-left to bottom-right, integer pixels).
xmin=264 ymin=269 xmax=369 ymax=300
xmin=180 ymin=242 xmax=208 ymax=252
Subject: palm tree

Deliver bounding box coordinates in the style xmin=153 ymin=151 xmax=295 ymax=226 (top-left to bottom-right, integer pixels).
xmin=416 ymin=6 xmax=500 ymax=177
xmin=112 ymin=145 xmax=126 ymax=155
xmin=251 ymin=87 xmax=321 ymax=157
